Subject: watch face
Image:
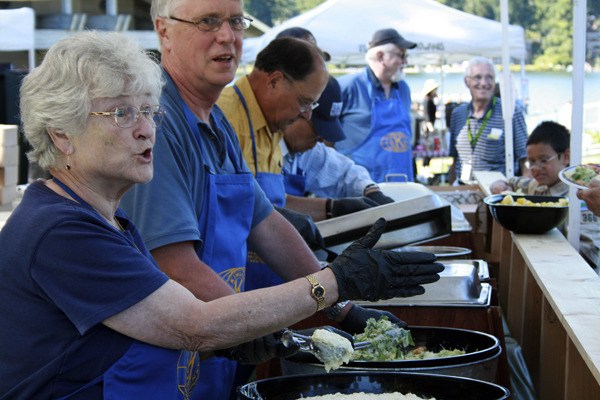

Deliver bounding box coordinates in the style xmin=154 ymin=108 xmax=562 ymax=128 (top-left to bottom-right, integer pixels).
xmin=313 ymin=286 xmax=325 ymax=297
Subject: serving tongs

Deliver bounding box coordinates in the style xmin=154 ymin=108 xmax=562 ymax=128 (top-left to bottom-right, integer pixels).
xmin=281 ymin=330 xmax=371 ymax=356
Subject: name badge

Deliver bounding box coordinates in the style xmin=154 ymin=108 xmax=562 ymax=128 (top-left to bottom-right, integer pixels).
xmin=460 ymin=163 xmax=473 ymax=182
xmin=487 ymin=128 xmax=503 ymax=140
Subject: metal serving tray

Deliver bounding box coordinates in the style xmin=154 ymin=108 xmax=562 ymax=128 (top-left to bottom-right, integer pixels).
xmin=316 ymin=185 xmax=452 ymax=253
xmin=355 ymin=260 xmax=491 ymax=308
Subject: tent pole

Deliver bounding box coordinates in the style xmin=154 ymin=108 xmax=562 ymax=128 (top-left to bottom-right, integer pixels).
xmin=500 ymin=0 xmax=514 ymax=178
xmin=567 ymin=0 xmax=587 ymax=249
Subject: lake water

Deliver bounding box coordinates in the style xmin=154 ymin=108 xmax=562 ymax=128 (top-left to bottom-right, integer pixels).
xmin=403 ymin=71 xmax=600 ymax=132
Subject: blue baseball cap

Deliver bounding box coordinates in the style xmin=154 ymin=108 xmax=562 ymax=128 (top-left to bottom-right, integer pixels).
xmin=311 ymin=76 xmax=346 ymax=143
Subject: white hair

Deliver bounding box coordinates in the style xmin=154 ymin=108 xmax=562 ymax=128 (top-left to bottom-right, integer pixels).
xmin=20 ymin=31 xmax=164 ymax=170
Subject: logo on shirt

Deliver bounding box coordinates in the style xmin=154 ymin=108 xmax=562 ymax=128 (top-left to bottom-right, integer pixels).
xmin=178 ymin=351 xmax=200 ymax=399
xmin=380 ymin=132 xmax=410 ymax=153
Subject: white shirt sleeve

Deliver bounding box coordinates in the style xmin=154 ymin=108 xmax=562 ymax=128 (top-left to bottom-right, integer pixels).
xmin=296 ymin=142 xmax=375 ymax=198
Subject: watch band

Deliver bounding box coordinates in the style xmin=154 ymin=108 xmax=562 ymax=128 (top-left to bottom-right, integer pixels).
xmin=305 ymin=274 xmax=326 ymax=312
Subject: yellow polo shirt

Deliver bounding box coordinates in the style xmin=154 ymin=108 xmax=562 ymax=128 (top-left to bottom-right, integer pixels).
xmin=217 ymin=76 xmax=283 ymax=175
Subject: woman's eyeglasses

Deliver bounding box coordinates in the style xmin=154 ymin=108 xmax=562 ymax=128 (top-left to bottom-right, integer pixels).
xmin=89 ymin=105 xmax=165 ymax=128
xmin=524 ymin=153 xmax=561 ymax=169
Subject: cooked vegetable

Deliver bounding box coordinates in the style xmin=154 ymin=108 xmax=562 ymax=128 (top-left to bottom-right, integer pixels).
xmin=569 ymin=165 xmax=600 ymax=187
xmin=352 ymin=317 xmax=465 ymax=361
xmin=352 ymin=316 xmax=414 ymax=361
xmin=500 ymin=194 xmax=568 ymax=207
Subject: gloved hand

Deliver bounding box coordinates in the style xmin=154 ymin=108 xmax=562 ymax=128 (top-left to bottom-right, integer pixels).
xmin=214 ymin=330 xmax=299 ymax=365
xmin=338 ymin=304 xmax=407 ymax=335
xmin=296 ymin=325 xmax=355 ymax=348
xmin=364 ymin=189 xmax=395 ymax=205
xmin=327 ymin=218 xmax=444 ymax=302
xmin=275 ymin=206 xmax=325 ymax=249
xmin=331 ymin=196 xmax=379 ymax=217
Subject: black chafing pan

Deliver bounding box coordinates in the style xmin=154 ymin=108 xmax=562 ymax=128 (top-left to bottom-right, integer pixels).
xmin=237 ymin=371 xmax=509 ymax=399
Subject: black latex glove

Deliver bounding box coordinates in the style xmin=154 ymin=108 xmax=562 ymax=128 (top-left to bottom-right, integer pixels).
xmin=338 ymin=304 xmax=407 ymax=335
xmin=275 ymin=206 xmax=325 ymax=249
xmin=365 ymin=190 xmax=395 ymax=205
xmin=296 ymin=325 xmax=355 ymax=348
xmin=214 ymin=330 xmax=299 ymax=365
xmin=327 ymin=218 xmax=444 ymax=302
xmin=331 ymin=196 xmax=379 ymax=217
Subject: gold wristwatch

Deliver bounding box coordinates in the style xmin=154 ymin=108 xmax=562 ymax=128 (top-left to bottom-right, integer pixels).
xmin=305 ymin=274 xmax=326 ymax=312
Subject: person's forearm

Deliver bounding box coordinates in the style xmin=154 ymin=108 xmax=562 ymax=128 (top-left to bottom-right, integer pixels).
xmin=249 ymin=210 xmax=322 ymax=280
xmin=151 ymin=241 xmax=235 ymax=301
xmin=104 ymin=268 xmax=340 ymax=353
xmin=284 ymin=195 xmax=328 ymax=221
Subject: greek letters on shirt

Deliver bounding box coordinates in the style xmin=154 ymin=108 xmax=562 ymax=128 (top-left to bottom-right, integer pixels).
xmin=380 ymin=131 xmax=410 ymax=153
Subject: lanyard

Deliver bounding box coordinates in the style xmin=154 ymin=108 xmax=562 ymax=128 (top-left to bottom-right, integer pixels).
xmin=467 ymin=96 xmax=496 ymax=150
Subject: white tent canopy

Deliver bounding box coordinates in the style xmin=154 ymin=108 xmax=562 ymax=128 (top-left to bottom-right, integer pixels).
xmin=242 ymin=0 xmax=526 ymax=66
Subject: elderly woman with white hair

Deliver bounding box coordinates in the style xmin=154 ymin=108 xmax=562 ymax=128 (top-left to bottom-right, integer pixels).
xmin=0 ymin=31 xmax=443 ymax=399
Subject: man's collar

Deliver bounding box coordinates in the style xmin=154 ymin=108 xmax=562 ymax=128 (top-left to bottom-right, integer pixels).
xmin=366 ymin=67 xmax=399 ymax=91
xmin=280 ymin=138 xmax=291 ymax=158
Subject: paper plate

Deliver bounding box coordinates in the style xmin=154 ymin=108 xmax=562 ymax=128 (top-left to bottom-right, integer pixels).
xmin=559 ymin=165 xmax=600 ymax=190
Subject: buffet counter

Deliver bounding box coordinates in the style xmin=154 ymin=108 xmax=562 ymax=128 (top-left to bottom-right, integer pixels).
xmin=474 ymin=171 xmax=600 ymax=400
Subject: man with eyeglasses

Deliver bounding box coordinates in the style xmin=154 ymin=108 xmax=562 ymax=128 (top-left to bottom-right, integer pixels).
xmin=447 ymin=56 xmax=528 ymax=184
xmin=119 ymin=2 xmax=325 ymax=399
xmin=334 ymin=28 xmax=417 ymax=184
xmin=217 ymin=37 xmax=398 ymax=326
xmin=121 ymin=1 xmax=425 ymax=399
xmin=490 ymin=121 xmax=600 ymax=270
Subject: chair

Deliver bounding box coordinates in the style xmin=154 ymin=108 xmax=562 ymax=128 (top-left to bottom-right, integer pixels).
xmin=37 ymin=13 xmax=87 ymax=31
xmin=85 ymin=14 xmax=132 ymax=31
xmin=0 ymin=7 xmax=35 ymax=70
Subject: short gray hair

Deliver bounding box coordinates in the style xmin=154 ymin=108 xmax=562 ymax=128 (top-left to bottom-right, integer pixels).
xmin=151 ymin=0 xmax=244 ymax=22
xmin=151 ymin=0 xmax=181 ymax=22
xmin=365 ymin=43 xmax=397 ymax=64
xmin=20 ymin=31 xmax=164 ymax=170
xmin=464 ymin=56 xmax=495 ymax=79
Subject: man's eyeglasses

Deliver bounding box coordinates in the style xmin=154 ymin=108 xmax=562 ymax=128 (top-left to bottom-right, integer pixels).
xmin=468 ymin=74 xmax=495 ymax=83
xmin=168 ymin=15 xmax=253 ymax=32
xmin=388 ymin=51 xmax=408 ymax=61
xmin=282 ymin=73 xmax=319 ymax=114
xmin=89 ymin=105 xmax=165 ymax=128
xmin=524 ymin=153 xmax=561 ymax=169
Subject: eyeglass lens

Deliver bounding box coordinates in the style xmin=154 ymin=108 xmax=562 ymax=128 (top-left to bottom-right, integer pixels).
xmin=525 ymin=153 xmax=559 ymax=169
xmin=115 ymin=105 xmax=163 ymax=128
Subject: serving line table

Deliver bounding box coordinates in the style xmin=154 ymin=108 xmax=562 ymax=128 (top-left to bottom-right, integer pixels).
xmin=474 ymin=170 xmax=600 ymax=399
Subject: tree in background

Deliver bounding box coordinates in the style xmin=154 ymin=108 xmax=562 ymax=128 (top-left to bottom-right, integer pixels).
xmin=532 ymin=0 xmax=572 ymax=67
xmin=245 ymin=0 xmax=297 ymax=26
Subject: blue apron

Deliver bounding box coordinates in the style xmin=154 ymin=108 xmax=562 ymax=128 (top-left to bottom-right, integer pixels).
xmin=182 ymin=100 xmax=256 ymax=400
xmin=233 ymin=86 xmax=286 ymax=292
xmin=347 ymin=73 xmax=413 ymax=183
xmin=52 ymin=178 xmax=191 ymax=400
xmin=282 ymin=154 xmax=307 ymax=196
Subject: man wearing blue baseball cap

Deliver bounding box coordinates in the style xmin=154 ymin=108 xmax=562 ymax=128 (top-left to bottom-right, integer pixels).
xmin=282 ymin=75 xmax=395 ymax=206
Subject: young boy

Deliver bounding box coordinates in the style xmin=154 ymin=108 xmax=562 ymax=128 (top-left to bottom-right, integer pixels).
xmin=490 ymin=121 xmax=600 ymax=270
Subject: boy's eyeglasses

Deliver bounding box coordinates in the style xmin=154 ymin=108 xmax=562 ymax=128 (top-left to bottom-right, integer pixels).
xmin=524 ymin=153 xmax=561 ymax=169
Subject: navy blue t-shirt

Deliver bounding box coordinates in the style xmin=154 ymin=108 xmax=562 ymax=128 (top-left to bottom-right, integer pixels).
xmin=0 ymin=181 xmax=169 ymax=399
